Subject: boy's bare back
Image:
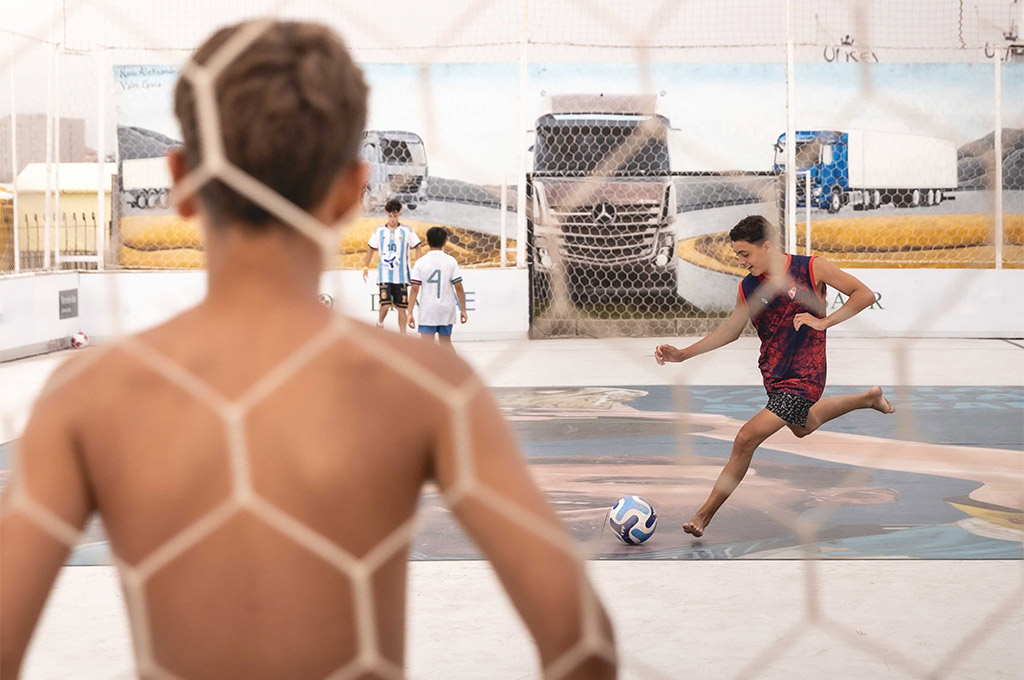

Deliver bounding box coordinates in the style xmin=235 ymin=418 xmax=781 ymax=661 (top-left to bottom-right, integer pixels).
xmin=5 ymin=296 xmax=606 ymax=677
xmin=0 ymin=19 xmax=614 ymax=679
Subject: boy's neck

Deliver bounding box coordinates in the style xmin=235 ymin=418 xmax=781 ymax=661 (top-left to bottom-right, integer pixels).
xmin=765 ymin=249 xmax=788 ymax=276
xmin=204 ymin=224 xmax=321 ymax=309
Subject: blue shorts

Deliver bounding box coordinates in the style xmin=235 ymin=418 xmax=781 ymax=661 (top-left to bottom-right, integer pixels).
xmin=418 ymin=324 xmax=453 ymax=336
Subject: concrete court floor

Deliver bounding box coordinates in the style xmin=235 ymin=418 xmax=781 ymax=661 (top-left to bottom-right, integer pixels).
xmin=3 ymin=336 xmax=1022 ymax=679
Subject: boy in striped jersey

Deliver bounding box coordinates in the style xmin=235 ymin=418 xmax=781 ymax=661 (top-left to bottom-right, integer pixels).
xmin=655 ymin=215 xmax=894 ymax=537
xmin=408 ymin=227 xmax=468 ymax=350
xmin=362 ymin=198 xmax=424 ymax=333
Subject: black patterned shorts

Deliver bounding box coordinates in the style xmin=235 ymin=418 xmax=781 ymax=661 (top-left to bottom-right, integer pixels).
xmin=766 ymin=392 xmax=815 ymax=427
xmin=378 ymin=283 xmax=409 ymax=309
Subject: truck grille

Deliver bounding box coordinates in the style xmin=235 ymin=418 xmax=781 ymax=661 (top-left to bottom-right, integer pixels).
xmin=550 ymin=202 xmax=662 ymax=265
xmin=388 ymin=174 xmax=423 ymax=195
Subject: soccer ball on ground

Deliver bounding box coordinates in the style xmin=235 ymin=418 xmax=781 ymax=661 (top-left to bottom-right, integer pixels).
xmin=608 ymin=495 xmax=657 ymax=545
xmin=70 ymin=331 xmax=89 ymax=349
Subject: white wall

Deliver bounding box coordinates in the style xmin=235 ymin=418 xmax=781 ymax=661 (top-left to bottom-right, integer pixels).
xmin=677 ymin=265 xmax=1024 ymax=338
xmin=318 ymin=269 xmax=529 ymax=341
xmin=2 ymin=268 xmax=1020 ymax=362
xmin=825 ymin=269 xmax=1024 ymax=338
xmin=0 ymin=272 xmax=83 ymax=361
xmin=0 ymin=269 xmax=530 ymax=361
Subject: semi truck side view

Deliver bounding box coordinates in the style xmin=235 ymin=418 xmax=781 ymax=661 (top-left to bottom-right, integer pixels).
xmin=360 ymin=130 xmax=428 ymax=212
xmin=528 ymin=94 xmax=677 ymax=299
xmin=773 ymin=129 xmax=958 ymax=213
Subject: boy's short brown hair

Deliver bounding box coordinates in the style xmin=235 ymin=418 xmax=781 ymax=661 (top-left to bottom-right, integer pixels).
xmin=729 ymin=215 xmax=779 ymax=245
xmin=174 ymin=21 xmax=368 ymax=228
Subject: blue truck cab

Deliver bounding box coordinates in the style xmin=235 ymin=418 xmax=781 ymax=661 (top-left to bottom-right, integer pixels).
xmin=773 ymin=130 xmax=847 ymax=213
xmin=774 ymin=129 xmax=956 ymax=213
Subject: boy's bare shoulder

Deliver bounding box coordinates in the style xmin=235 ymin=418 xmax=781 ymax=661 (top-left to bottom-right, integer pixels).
xmin=32 ymin=306 xmax=204 ymax=416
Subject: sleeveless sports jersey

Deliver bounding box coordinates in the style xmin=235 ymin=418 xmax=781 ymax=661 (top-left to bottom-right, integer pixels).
xmin=739 ymin=254 xmax=828 ymax=402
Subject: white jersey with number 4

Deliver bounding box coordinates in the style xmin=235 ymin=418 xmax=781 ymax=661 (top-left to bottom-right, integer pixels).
xmin=410 ymin=250 xmax=463 ymax=326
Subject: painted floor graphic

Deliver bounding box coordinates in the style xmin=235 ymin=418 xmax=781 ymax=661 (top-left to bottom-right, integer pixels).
xmin=2 ymin=386 xmax=1021 ymax=563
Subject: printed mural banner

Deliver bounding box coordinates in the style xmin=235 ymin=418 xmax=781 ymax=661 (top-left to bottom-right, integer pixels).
xmin=111 ymin=64 xmax=518 ymax=271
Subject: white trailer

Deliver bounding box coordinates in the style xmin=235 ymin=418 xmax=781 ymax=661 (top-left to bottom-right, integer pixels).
xmin=847 ymin=129 xmax=957 ymax=191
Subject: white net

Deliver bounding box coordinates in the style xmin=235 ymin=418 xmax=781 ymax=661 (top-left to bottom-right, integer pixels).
xmin=1 ymin=1 xmax=1022 ymax=679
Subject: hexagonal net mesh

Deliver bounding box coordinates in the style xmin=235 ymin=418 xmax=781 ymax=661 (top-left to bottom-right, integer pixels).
xmin=1 ymin=2 xmax=1022 ymax=680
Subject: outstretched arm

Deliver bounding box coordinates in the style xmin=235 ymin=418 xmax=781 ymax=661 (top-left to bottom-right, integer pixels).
xmin=655 ymin=289 xmax=748 ymax=364
xmin=1 ymin=390 xmax=94 ymax=676
xmin=433 ymin=382 xmax=615 ymax=678
xmin=794 ymin=257 xmax=874 ymax=331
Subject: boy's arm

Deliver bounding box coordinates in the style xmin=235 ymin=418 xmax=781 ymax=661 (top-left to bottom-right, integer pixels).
xmin=407 ymin=283 xmax=420 ymax=328
xmin=434 ymin=381 xmax=615 ymax=677
xmin=1 ymin=395 xmax=94 ymax=676
xmin=362 ymin=247 xmax=375 ymax=282
xmin=655 ymin=288 xmax=748 ymax=364
xmin=794 ymin=257 xmax=874 ymax=331
xmin=453 ymin=280 xmax=468 ymax=323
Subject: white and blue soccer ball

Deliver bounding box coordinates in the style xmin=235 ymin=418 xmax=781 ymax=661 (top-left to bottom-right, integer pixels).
xmin=608 ymin=496 xmax=657 ymax=545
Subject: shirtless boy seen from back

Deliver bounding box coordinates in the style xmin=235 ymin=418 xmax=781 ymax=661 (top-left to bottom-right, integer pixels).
xmin=0 ymin=21 xmax=614 ymax=680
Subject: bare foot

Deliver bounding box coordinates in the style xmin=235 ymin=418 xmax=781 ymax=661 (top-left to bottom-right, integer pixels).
xmin=867 ymin=386 xmax=895 ymax=414
xmin=682 ymin=516 xmax=708 ymax=538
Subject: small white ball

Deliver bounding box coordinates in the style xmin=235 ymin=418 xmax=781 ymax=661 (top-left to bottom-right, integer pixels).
xmin=70 ymin=331 xmax=90 ymax=349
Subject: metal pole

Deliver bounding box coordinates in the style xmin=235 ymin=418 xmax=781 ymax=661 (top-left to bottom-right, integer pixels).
xmin=96 ymin=48 xmax=107 ymax=270
xmin=9 ymin=36 xmax=20 ymax=273
xmin=500 ymin=177 xmax=508 ymax=267
xmin=804 ymin=171 xmax=811 ymax=255
xmin=44 ymin=41 xmax=53 ymax=270
xmin=994 ymin=51 xmax=1003 ymax=270
xmin=515 ymin=0 xmax=528 ymax=268
xmin=54 ymin=41 xmax=63 ymax=268
xmin=784 ymin=0 xmax=797 ymax=254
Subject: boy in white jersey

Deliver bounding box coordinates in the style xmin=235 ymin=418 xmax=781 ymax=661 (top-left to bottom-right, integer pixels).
xmin=362 ymin=197 xmax=424 ymax=333
xmin=408 ymin=227 xmax=468 ymax=349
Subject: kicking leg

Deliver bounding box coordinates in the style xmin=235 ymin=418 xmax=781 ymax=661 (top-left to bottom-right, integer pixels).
xmin=789 ymin=386 xmax=894 ymax=438
xmin=684 ymin=409 xmax=787 ymax=538
xmin=377 ymin=304 xmax=390 ymax=328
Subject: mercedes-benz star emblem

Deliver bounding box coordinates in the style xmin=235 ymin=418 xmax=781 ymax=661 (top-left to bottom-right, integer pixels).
xmin=592 ymin=202 xmax=616 ymax=223
xmin=317 ymin=293 xmax=334 ymax=308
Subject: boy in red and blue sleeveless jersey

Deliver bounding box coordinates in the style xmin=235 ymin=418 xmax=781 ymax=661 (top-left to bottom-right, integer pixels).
xmin=655 ymin=216 xmax=894 ymax=538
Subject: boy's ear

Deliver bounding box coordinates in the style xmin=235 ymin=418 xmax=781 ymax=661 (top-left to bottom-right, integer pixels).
xmin=167 ymin=149 xmax=198 ymax=218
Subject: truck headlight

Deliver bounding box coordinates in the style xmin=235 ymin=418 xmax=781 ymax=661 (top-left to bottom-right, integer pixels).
xmin=655 ymin=247 xmax=671 ymax=267
xmin=813 ymin=187 xmax=822 ymax=196
xmin=538 ymin=247 xmax=552 ymax=268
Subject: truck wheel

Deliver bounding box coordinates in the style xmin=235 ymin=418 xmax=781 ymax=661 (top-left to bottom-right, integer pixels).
xmin=406 ymin=203 xmax=417 ymax=211
xmin=854 ymin=191 xmax=866 ymax=211
xmin=927 ymin=189 xmax=935 ymax=206
xmin=872 ymin=190 xmax=881 ymax=208
xmin=912 ymin=189 xmax=921 ymax=207
xmin=936 ymin=189 xmax=944 ymax=203
xmin=828 ymin=188 xmax=841 ymax=213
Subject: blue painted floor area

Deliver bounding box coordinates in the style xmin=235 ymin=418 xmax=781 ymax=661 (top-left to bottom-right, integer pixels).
xmin=626 ymin=385 xmax=1024 ymax=449
xmin=2 ymin=386 xmax=1021 ymax=564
